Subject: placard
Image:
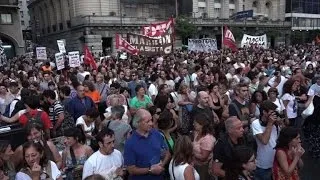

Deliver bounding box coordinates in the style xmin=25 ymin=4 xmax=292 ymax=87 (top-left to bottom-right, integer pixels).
xmin=241 ymin=34 xmax=267 ymax=49
xmin=55 ymin=52 xmax=65 ymax=70
xmin=68 ymin=51 xmax=80 ymax=68
xmin=36 ymin=47 xmax=47 ymax=60
xmin=188 ymin=38 xmax=218 ymax=52
xmin=57 ymin=40 xmax=66 ymax=53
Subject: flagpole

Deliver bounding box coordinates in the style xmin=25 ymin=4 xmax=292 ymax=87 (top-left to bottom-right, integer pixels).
xmin=220 ymin=25 xmax=223 ymax=68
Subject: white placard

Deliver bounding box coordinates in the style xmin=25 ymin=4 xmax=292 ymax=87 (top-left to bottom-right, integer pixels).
xmin=55 ymin=52 xmax=65 ymax=70
xmin=57 ymin=40 xmax=66 ymax=53
xmin=68 ymin=51 xmax=80 ymax=68
xmin=36 ymin=47 xmax=47 ymax=60
xmin=188 ymin=38 xmax=218 ymax=52
xmin=241 ymin=34 xmax=268 ymax=49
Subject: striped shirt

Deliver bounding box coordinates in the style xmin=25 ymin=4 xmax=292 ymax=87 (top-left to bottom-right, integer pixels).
xmin=48 ymin=101 xmax=64 ymax=125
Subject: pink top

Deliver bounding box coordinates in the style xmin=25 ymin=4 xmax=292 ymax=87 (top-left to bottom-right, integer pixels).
xmin=193 ymin=132 xmax=216 ymax=165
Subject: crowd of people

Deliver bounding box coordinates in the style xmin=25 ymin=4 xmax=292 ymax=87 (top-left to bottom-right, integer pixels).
xmin=0 ymin=44 xmax=319 ymax=180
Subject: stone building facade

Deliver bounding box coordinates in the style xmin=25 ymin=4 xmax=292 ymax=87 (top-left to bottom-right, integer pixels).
xmin=0 ymin=0 xmax=25 ymax=58
xmin=28 ymin=0 xmax=290 ymax=55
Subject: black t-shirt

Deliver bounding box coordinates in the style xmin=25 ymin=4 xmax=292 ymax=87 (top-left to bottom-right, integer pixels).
xmin=228 ymin=99 xmax=250 ymax=121
xmin=213 ymin=134 xmax=245 ymax=180
xmin=294 ymin=85 xmax=308 ymax=103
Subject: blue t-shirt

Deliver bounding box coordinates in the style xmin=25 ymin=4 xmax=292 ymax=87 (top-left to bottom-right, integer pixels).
xmin=124 ymin=129 xmax=168 ymax=180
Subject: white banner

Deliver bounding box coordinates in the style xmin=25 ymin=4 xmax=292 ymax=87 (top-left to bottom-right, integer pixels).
xmin=241 ymin=34 xmax=267 ymax=49
xmin=36 ymin=47 xmax=47 ymax=60
xmin=68 ymin=51 xmax=80 ymax=68
xmin=188 ymin=38 xmax=218 ymax=52
xmin=55 ymin=52 xmax=65 ymax=70
xmin=57 ymin=40 xmax=66 ymax=53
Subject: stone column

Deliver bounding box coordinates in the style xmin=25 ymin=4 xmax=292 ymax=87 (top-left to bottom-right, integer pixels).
xmin=278 ymin=0 xmax=286 ymax=21
xmin=206 ymin=0 xmax=215 ymax=18
xmin=221 ymin=0 xmax=230 ymax=19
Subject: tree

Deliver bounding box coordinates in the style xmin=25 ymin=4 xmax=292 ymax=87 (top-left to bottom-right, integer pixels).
xmin=175 ymin=16 xmax=196 ymax=45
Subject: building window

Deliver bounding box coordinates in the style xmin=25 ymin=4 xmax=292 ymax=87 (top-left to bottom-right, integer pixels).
xmin=21 ymin=20 xmax=25 ymax=25
xmin=20 ymin=11 xmax=24 ymax=18
xmin=1 ymin=14 xmax=13 ymax=24
xmin=19 ymin=1 xmax=22 ymax=6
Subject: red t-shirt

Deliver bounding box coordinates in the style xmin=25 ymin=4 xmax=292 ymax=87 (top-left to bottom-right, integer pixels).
xmin=19 ymin=110 xmax=52 ymax=130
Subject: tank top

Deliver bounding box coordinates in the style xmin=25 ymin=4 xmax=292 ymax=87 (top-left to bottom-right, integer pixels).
xmin=169 ymin=160 xmax=200 ymax=180
xmin=272 ymin=148 xmax=299 ymax=180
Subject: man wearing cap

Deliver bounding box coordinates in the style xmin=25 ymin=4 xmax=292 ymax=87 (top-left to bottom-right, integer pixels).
xmin=251 ymin=100 xmax=281 ymax=180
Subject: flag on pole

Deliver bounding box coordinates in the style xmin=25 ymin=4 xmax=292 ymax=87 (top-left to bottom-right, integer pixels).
xmin=223 ymin=26 xmax=238 ymax=52
xmin=83 ymin=45 xmax=97 ymax=70
xmin=115 ymin=34 xmax=139 ymax=55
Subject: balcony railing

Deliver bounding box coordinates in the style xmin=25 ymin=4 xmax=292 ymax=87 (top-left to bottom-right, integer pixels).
xmin=0 ymin=0 xmax=18 ymax=7
xmin=70 ymin=15 xmax=291 ymax=28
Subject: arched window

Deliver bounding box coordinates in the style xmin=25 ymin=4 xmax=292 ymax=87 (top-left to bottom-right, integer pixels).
xmin=266 ymin=1 xmax=272 ymax=19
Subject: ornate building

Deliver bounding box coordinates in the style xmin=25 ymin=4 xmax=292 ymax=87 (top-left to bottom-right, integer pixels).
xmin=28 ymin=0 xmax=291 ymax=54
xmin=0 ymin=0 xmax=25 ymax=58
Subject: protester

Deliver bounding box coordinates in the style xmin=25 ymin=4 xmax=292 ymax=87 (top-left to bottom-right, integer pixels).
xmin=224 ymin=146 xmax=256 ymax=180
xmin=169 ymin=135 xmax=200 ymax=180
xmin=272 ymin=127 xmax=304 ymax=180
xmin=15 ymin=142 xmax=62 ymax=180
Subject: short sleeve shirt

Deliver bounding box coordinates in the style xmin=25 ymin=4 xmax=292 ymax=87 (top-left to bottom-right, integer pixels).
xmin=193 ymin=133 xmax=216 ymax=165
xmin=48 ymin=101 xmax=64 ymax=124
xmin=129 ymin=95 xmax=152 ymax=109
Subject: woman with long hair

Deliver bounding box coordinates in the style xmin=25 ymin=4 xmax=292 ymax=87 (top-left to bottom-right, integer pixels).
xmin=169 ymin=135 xmax=200 ymax=180
xmin=0 ymin=140 xmax=15 ymax=179
xmin=208 ymin=82 xmax=224 ymax=119
xmin=13 ymin=122 xmax=62 ymax=170
xmin=15 ymin=142 xmax=62 ymax=180
xmin=192 ymin=113 xmax=216 ymax=180
xmin=272 ymin=127 xmax=304 ymax=180
xmin=281 ymin=79 xmax=299 ymax=127
xmin=62 ymin=127 xmax=93 ymax=180
xmin=249 ymin=90 xmax=268 ymax=119
xmin=224 ymin=146 xmax=256 ymax=180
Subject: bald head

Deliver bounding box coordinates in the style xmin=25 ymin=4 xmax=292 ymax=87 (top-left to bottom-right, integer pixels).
xmin=198 ymin=91 xmax=209 ymax=107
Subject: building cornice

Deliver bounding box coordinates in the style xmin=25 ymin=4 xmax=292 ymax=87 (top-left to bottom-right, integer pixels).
xmin=27 ymin=0 xmax=44 ymax=8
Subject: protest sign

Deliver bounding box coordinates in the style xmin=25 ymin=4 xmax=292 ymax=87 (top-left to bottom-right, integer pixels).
xmin=68 ymin=51 xmax=81 ymax=68
xmin=57 ymin=40 xmax=66 ymax=53
xmin=116 ymin=34 xmax=139 ymax=55
xmin=188 ymin=38 xmax=218 ymax=52
xmin=55 ymin=52 xmax=65 ymax=70
xmin=127 ymin=32 xmax=173 ymax=55
xmin=241 ymin=34 xmax=268 ymax=49
xmin=36 ymin=47 xmax=47 ymax=60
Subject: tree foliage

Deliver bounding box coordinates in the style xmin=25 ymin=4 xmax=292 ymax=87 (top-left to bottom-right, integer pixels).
xmin=175 ymin=16 xmax=196 ymax=40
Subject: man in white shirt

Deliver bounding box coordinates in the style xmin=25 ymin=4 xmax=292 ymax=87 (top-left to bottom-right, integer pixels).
xmin=82 ymin=128 xmax=125 ymax=179
xmin=251 ymin=100 xmax=280 ymax=180
xmin=268 ymin=70 xmax=287 ymax=97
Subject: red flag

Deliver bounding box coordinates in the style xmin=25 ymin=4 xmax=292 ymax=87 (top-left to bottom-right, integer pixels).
xmin=223 ymin=26 xmax=238 ymax=52
xmin=83 ymin=45 xmax=97 ymax=70
xmin=115 ymin=34 xmax=139 ymax=55
xmin=142 ymin=18 xmax=174 ymax=37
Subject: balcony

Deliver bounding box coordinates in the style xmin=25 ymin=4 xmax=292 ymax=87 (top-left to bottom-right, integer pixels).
xmin=0 ymin=0 xmax=18 ymax=8
xmin=70 ymin=15 xmax=291 ymax=29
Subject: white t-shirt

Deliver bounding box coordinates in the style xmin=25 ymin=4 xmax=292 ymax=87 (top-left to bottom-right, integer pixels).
xmin=191 ymin=73 xmax=198 ymax=87
xmin=268 ymin=76 xmax=287 ymax=97
xmin=76 ymin=116 xmax=95 ymax=145
xmin=251 ymin=119 xmax=279 ymax=169
xmin=148 ymin=83 xmax=158 ymax=97
xmin=281 ymin=93 xmax=297 ymax=119
xmin=15 ymin=161 xmax=61 ymax=180
xmin=82 ymin=150 xmax=123 ymax=179
xmin=272 ymin=98 xmax=286 ymax=114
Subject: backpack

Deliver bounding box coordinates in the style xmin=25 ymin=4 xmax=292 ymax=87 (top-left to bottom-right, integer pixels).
xmin=25 ymin=111 xmax=43 ymax=126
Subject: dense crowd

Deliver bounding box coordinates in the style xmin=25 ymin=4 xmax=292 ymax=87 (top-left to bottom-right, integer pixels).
xmin=0 ymin=44 xmax=319 ymax=180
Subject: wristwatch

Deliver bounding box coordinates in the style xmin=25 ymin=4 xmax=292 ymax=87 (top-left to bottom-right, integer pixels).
xmin=148 ymin=167 xmax=152 ymax=174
